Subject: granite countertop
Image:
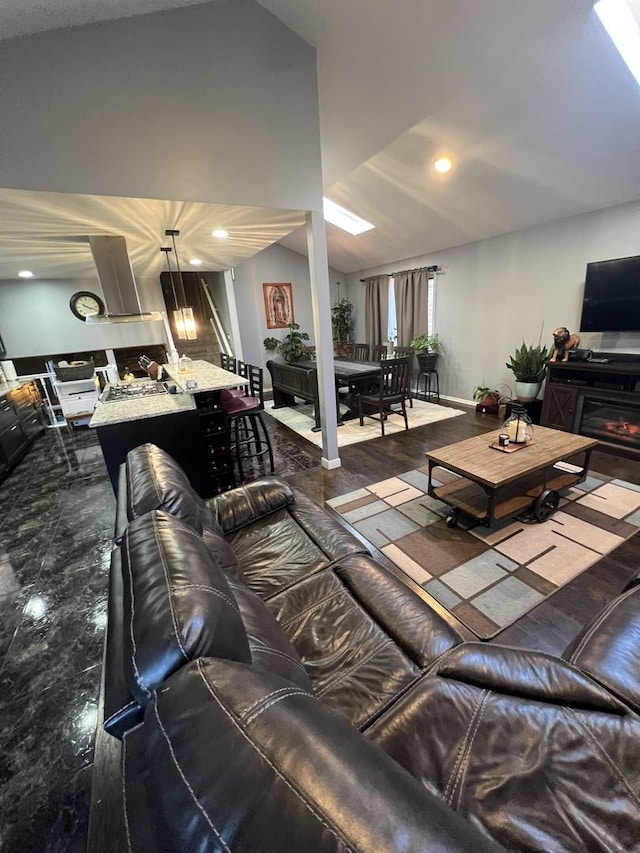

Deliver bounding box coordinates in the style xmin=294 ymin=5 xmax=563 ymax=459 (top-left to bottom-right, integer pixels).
xmin=164 ymin=359 xmax=247 ymax=394
xmin=89 ymin=388 xmax=195 ymax=428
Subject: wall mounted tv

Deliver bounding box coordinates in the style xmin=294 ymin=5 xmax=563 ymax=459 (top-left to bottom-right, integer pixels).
xmin=579 ymin=254 xmax=640 ymax=333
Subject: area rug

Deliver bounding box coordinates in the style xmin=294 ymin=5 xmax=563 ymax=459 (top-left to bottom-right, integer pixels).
xmin=264 ymin=399 xmax=465 ymax=448
xmin=327 ymin=467 xmax=640 ymax=639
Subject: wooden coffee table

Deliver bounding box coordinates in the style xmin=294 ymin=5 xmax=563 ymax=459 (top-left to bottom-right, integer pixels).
xmin=425 ymin=425 xmax=598 ymax=528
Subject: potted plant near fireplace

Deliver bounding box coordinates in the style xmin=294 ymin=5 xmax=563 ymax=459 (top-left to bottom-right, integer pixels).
xmin=506 ymin=341 xmax=551 ymax=402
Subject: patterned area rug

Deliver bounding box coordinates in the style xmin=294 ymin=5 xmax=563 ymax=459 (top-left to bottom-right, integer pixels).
xmin=327 ymin=466 xmax=640 ymax=639
xmin=264 ymin=399 xmax=465 ymax=447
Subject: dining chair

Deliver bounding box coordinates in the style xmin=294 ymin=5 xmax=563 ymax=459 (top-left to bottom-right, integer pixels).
xmin=370 ymin=344 xmax=388 ymax=362
xmin=393 ymin=347 xmax=415 ymax=407
xmin=352 ymin=343 xmax=370 ymax=361
xmin=222 ymin=364 xmax=274 ymax=482
xmin=358 ymin=356 xmax=410 ymax=435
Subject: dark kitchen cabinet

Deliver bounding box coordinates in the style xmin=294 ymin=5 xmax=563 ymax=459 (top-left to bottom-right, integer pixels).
xmin=0 ymin=380 xmax=46 ymax=482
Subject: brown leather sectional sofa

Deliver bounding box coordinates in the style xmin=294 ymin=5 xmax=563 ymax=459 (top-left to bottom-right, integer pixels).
xmin=103 ymin=443 xmax=640 ymax=852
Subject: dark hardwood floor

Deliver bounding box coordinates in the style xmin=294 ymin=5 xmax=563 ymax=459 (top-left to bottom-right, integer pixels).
xmin=277 ymin=402 xmax=640 ymax=654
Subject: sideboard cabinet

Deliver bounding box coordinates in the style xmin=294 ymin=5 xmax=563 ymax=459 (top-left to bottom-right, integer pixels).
xmin=0 ymin=380 xmax=46 ymax=480
xmin=540 ymin=358 xmax=640 ymax=455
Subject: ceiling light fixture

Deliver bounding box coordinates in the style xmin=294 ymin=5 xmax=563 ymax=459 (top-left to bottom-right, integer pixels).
xmin=433 ymin=157 xmax=453 ymax=174
xmin=594 ymin=0 xmax=640 ymax=86
xmin=18 ymin=270 xmax=34 ymax=278
xmin=161 ymin=231 xmax=197 ymax=341
xmin=212 ymin=229 xmax=229 ymax=239
xmin=189 ymin=258 xmax=202 ymax=266
xmin=322 ymin=198 xmax=375 ymax=235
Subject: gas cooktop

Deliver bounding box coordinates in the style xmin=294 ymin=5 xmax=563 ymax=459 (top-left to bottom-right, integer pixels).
xmin=103 ymin=381 xmax=168 ymax=403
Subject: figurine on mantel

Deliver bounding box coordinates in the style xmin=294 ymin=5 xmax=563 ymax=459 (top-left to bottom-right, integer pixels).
xmin=550 ymin=327 xmax=581 ymax=362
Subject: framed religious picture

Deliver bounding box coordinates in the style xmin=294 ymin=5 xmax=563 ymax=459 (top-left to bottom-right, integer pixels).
xmin=263 ymin=283 xmax=294 ymax=329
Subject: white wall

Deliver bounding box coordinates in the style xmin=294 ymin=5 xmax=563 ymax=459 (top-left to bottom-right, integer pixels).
xmin=233 ymin=244 xmax=342 ymax=374
xmin=346 ymin=201 xmax=640 ymax=402
xmin=0 ymin=277 xmax=166 ymax=359
xmin=0 ymin=0 xmax=323 ymax=213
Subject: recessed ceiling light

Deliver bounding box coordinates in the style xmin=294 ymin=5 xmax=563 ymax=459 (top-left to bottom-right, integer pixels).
xmin=212 ymin=229 xmax=229 ymax=239
xmin=433 ymin=157 xmax=453 ymax=174
xmin=18 ymin=270 xmax=34 ymax=278
xmin=594 ymin=0 xmax=640 ymax=86
xmin=189 ymin=258 xmax=202 ymax=266
xmin=322 ymin=198 xmax=375 ymax=235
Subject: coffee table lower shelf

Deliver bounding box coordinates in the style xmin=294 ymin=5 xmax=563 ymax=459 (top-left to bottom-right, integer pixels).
xmin=432 ymin=468 xmax=583 ymax=525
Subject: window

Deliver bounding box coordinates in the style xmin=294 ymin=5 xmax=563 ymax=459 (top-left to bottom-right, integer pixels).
xmin=387 ymin=274 xmax=436 ymax=342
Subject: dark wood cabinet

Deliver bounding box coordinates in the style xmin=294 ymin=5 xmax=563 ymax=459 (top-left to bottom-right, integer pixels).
xmin=540 ymin=382 xmax=579 ymax=432
xmin=193 ymin=391 xmax=236 ymax=497
xmin=0 ymin=380 xmax=46 ymax=481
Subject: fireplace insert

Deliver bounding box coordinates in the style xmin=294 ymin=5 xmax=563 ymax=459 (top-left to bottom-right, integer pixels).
xmin=579 ymin=396 xmax=640 ymax=450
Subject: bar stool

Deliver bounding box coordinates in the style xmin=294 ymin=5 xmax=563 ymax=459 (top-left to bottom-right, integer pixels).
xmin=221 ymin=359 xmax=247 ymax=401
xmin=219 ymin=353 xmax=237 ymax=373
xmin=416 ymin=353 xmax=440 ymax=402
xmin=222 ymin=364 xmax=274 ymax=482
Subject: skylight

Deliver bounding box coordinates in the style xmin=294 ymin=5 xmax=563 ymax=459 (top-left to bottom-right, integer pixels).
xmin=323 ymin=198 xmax=375 ymax=235
xmin=595 ymin=0 xmax=640 ymax=86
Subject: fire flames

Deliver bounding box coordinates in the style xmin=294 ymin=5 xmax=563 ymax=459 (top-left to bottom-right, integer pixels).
xmin=605 ymin=417 xmax=640 ymax=437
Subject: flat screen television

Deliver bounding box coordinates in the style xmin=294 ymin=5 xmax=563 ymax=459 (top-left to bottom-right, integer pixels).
xmin=580 ymin=255 xmax=640 ymax=333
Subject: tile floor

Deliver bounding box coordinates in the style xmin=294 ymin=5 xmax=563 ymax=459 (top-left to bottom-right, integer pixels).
xmin=0 ymin=417 xmax=319 ymax=852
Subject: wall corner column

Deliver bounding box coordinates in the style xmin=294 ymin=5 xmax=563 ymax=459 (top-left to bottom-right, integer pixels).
xmin=306 ymin=210 xmax=340 ymax=468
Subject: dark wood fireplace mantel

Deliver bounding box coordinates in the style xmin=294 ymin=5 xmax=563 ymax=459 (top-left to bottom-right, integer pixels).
xmin=540 ymin=357 xmax=640 ymax=456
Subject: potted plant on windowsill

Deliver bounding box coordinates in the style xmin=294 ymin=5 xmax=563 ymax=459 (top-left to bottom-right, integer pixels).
xmin=263 ymin=323 xmax=310 ymax=363
xmin=505 ymin=341 xmax=551 ymax=402
xmin=332 ymin=297 xmax=354 ymax=358
xmin=410 ymin=333 xmax=441 ymax=371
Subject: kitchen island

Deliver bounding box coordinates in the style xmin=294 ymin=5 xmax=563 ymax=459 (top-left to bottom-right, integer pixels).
xmin=90 ymin=360 xmax=246 ymax=497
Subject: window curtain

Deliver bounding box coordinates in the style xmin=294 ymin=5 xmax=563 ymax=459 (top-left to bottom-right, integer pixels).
xmin=395 ymin=269 xmax=429 ymax=347
xmin=364 ymin=276 xmax=390 ymax=344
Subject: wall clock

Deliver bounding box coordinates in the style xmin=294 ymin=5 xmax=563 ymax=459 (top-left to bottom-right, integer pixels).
xmin=69 ymin=291 xmax=105 ymax=321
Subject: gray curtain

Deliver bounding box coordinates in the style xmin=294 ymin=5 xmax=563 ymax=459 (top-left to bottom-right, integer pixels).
xmin=395 ymin=269 xmax=429 ymax=347
xmin=364 ymin=275 xmax=390 ymax=344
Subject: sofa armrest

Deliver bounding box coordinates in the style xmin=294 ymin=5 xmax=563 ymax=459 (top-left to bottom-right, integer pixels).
xmin=124 ymin=659 xmax=502 ymax=853
xmin=438 ymin=643 xmax=628 ymax=713
xmin=207 ymin=477 xmax=295 ymax=533
xmin=563 ymin=585 xmax=640 ymax=713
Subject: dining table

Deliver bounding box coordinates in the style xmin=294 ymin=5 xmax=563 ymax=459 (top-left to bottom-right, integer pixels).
xmin=295 ymin=359 xmax=381 ymax=421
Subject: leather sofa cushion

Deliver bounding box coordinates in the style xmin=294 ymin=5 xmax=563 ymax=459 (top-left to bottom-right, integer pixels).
xmin=123 ymin=658 xmax=502 ymax=853
xmin=266 ymin=554 xmax=462 ymax=728
xmin=225 ymin=492 xmax=368 ymax=599
xmin=121 ymin=510 xmax=251 ymax=705
xmin=367 ymin=643 xmax=640 ymax=852
xmin=563 ymin=584 xmax=640 ymax=713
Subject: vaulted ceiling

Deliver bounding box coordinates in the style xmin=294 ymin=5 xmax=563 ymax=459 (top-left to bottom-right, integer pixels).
xmin=1 ymin=0 xmax=639 ymax=276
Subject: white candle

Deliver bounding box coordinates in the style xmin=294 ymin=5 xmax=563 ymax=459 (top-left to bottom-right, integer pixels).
xmin=507 ymin=418 xmax=527 ymax=443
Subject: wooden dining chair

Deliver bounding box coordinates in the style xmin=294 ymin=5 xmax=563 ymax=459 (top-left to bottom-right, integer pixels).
xmin=394 ymin=347 xmax=414 ymax=407
xmin=352 ymin=343 xmax=370 ymax=361
xmin=370 ymin=344 xmax=388 ymax=362
xmin=358 ymin=356 xmax=410 ymax=435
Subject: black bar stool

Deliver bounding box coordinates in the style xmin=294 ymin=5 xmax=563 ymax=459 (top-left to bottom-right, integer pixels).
xmin=416 ymin=353 xmax=440 ymax=402
xmin=222 ymin=364 xmax=274 ymax=482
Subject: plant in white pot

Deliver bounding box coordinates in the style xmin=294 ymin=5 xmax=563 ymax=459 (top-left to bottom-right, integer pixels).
xmin=505 ymin=341 xmax=551 ymax=402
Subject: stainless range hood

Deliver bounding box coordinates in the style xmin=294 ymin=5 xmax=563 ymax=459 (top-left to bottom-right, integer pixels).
xmin=86 ymin=235 xmax=162 ymax=324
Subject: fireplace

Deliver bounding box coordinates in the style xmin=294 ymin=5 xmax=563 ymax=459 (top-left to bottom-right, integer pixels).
xmin=579 ymin=396 xmax=640 ymax=451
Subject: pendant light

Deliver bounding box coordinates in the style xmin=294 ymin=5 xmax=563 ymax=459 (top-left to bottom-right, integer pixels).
xmin=163 ymin=229 xmax=197 ymax=341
